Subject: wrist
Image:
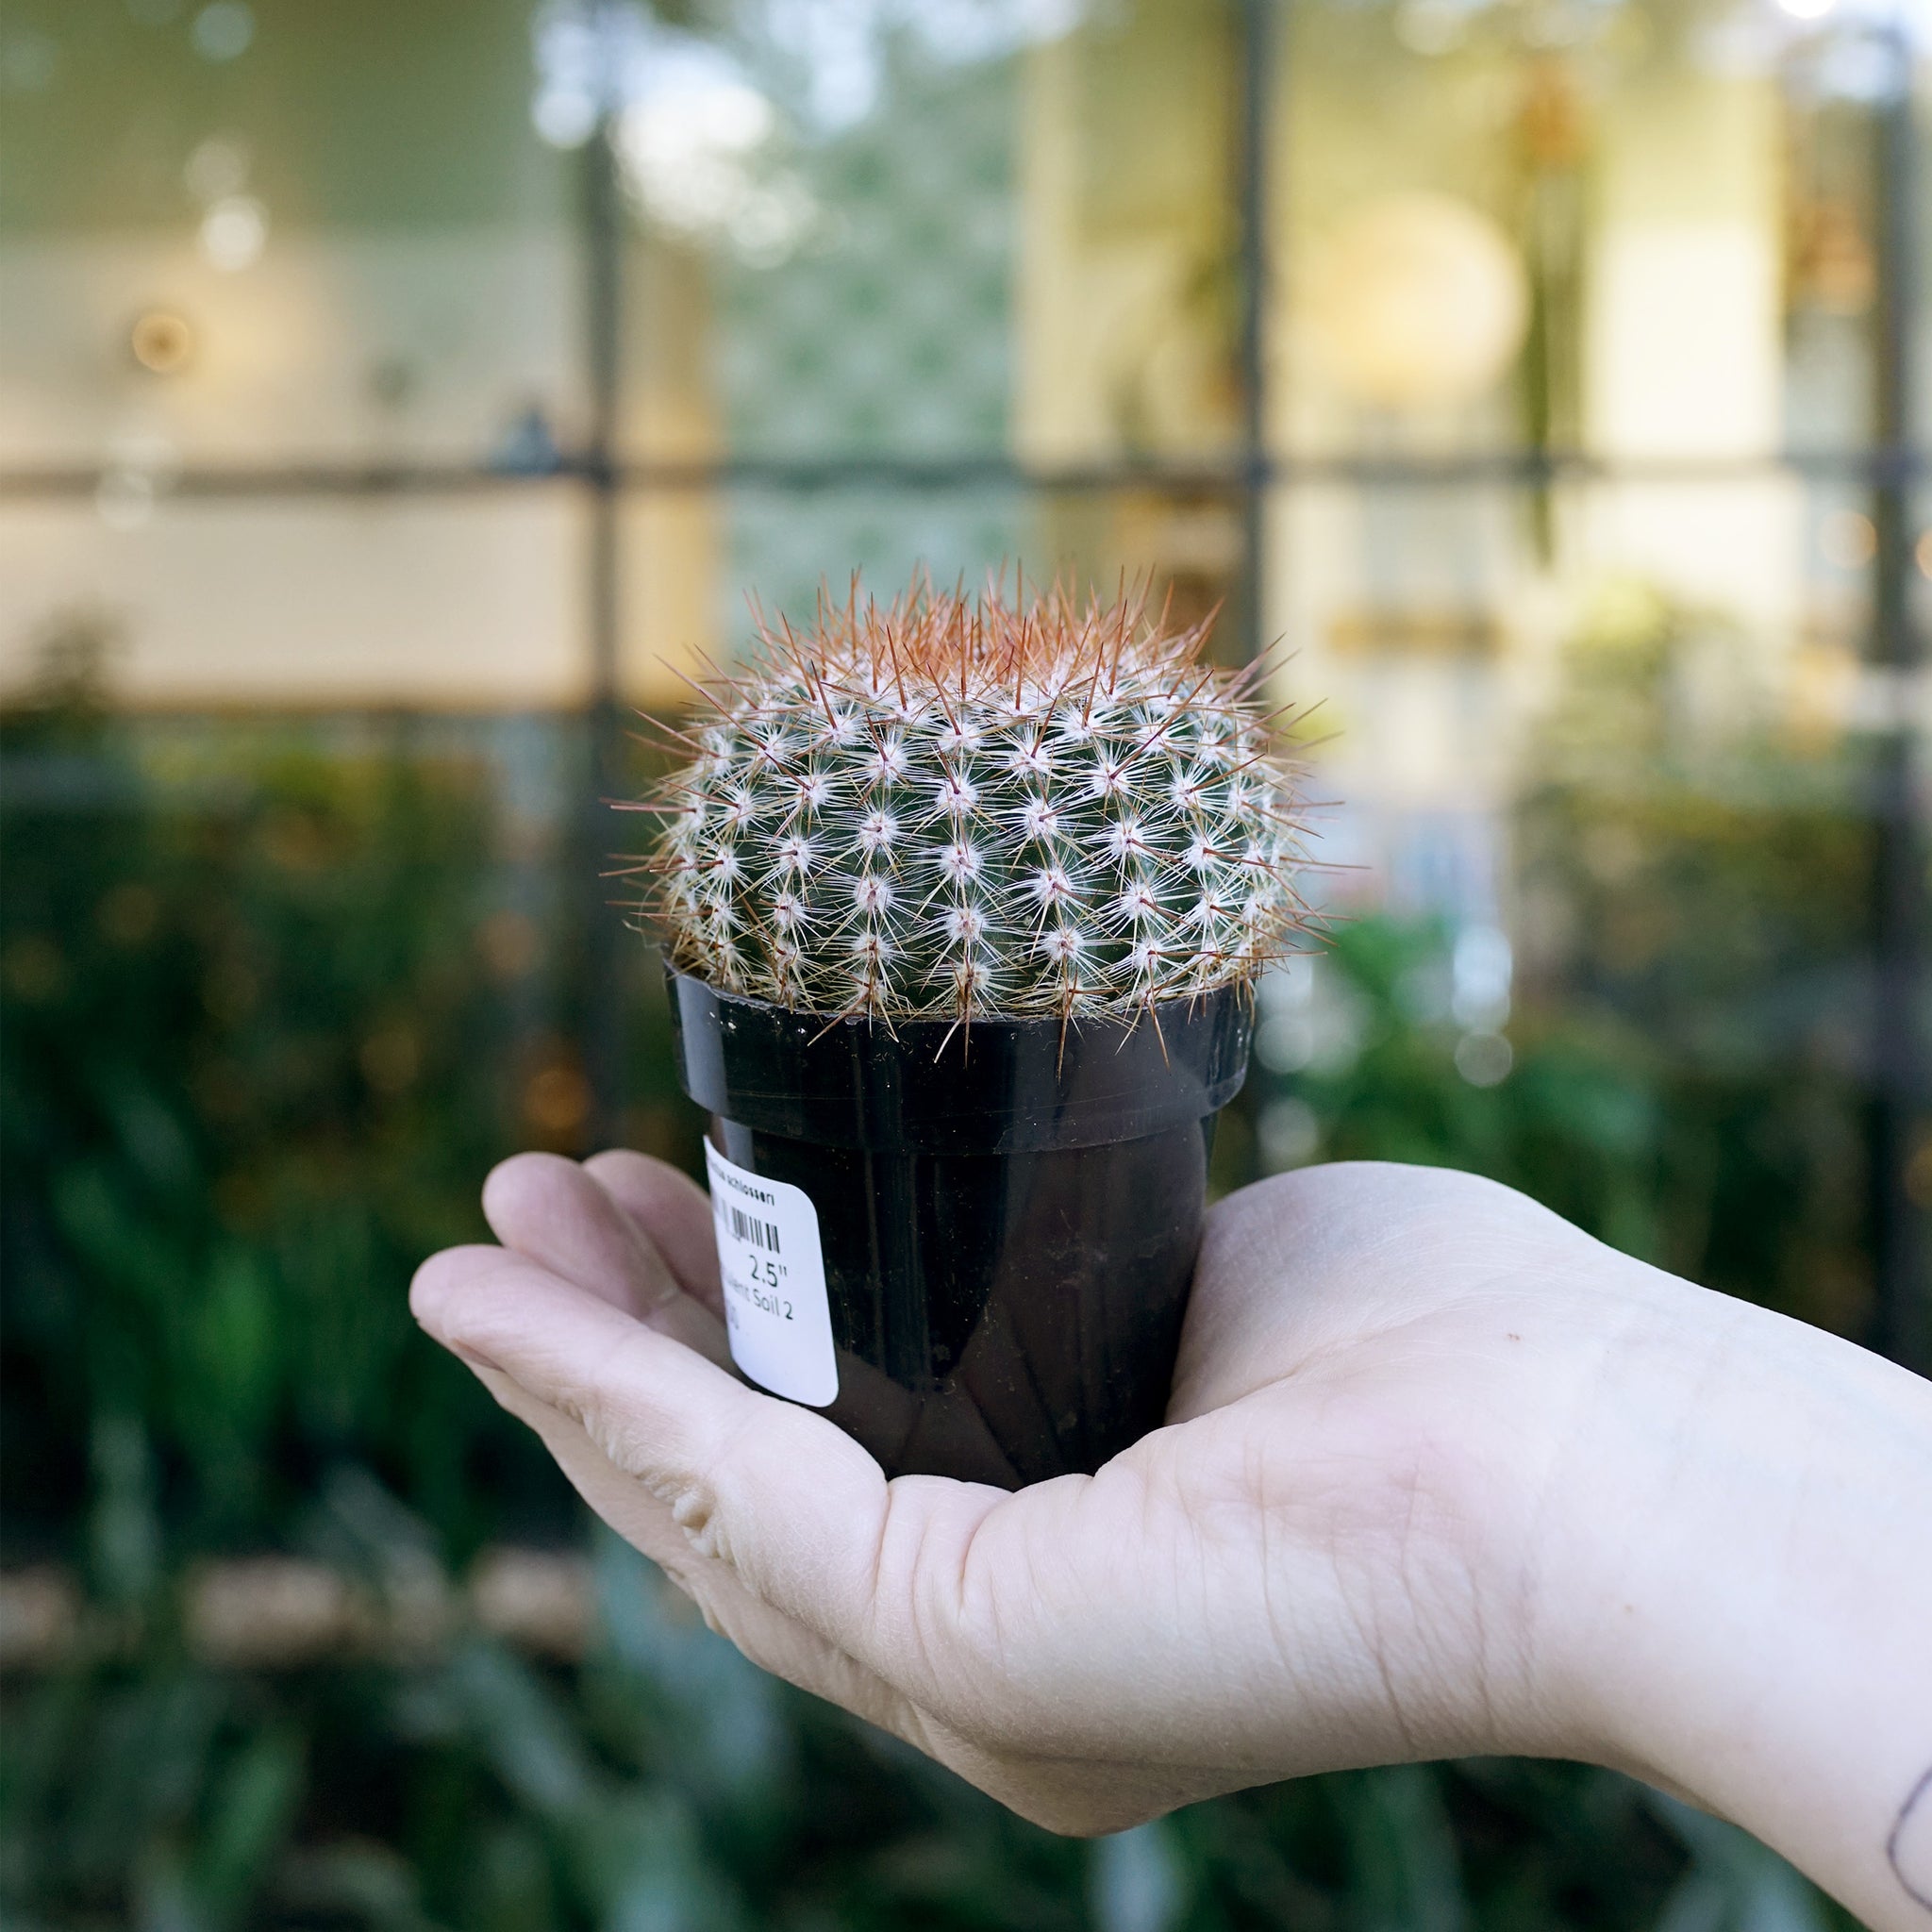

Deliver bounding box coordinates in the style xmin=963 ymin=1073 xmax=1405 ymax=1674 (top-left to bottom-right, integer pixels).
xmin=1537 ymin=1264 xmax=1932 ymax=1924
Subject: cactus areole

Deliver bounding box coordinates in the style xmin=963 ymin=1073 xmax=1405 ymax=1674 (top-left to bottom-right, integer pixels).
xmin=644 ymin=583 xmax=1316 ymax=1486
xmin=650 ymin=582 xmax=1307 ymax=1021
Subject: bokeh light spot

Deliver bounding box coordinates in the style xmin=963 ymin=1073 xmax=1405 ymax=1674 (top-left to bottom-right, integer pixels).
xmin=524 ymin=1061 xmax=591 ymax=1137
xmin=191 ymin=1 xmax=254 ymax=61
xmin=199 ymin=194 xmax=267 ymax=271
xmin=1455 ymin=1030 xmax=1514 ymax=1088
xmin=129 ymin=308 xmax=195 ymax=375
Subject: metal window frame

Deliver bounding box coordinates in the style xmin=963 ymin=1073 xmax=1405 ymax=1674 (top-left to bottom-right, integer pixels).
xmin=0 ymin=0 xmax=1922 ymax=1358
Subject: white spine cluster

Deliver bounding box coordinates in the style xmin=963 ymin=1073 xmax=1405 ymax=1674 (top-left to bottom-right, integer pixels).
xmin=646 ymin=586 xmax=1310 ymax=1022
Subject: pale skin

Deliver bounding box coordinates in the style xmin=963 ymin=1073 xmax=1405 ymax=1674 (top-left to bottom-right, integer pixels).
xmin=412 ymin=1154 xmax=1932 ymax=1929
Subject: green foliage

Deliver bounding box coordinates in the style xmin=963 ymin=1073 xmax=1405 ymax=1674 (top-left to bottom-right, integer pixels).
xmin=1512 ymin=584 xmax=1876 ymax=1328
xmin=3 ymin=1535 xmax=1846 ymax=1932
xmin=1 ymin=628 xmax=1863 ymax=1927
xmin=0 ymin=691 xmax=571 ymax=1566
xmin=1233 ymin=912 xmax=1867 ymax=1336
xmin=1219 ymin=585 xmax=1876 ymax=1339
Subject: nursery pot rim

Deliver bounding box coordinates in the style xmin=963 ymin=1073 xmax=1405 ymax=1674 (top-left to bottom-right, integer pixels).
xmin=665 ymin=962 xmax=1252 ymax=1156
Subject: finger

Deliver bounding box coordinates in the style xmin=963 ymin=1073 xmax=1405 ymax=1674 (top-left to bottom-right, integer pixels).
xmin=413 ymin=1248 xmax=1229 ymax=1830
xmin=411 ymin=1242 xmax=1009 ymax=1714
xmin=416 ymin=1242 xmax=1317 ymax=1778
xmin=453 ymin=1319 xmax=1242 ymax=1835
xmin=481 ymin=1153 xmax=727 ymax=1366
xmin=414 ymin=1245 xmax=932 ymax=1738
xmin=472 ymin=1354 xmax=935 ymax=1741
xmin=415 ymin=1241 xmax=886 ymax=1582
xmin=582 ymin=1149 xmax=723 ymax=1315
xmin=416 ymin=1249 xmax=770 ymax=1627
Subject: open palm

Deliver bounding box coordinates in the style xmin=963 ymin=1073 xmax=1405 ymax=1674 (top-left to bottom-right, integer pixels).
xmin=411 ymin=1149 xmax=1676 ymax=1832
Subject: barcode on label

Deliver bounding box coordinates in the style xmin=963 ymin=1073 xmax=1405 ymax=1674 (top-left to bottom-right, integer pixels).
xmin=721 ymin=1203 xmax=782 ymax=1255
xmin=703 ymin=1141 xmax=835 ymax=1407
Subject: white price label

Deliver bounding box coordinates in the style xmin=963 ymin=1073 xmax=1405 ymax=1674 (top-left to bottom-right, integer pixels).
xmin=704 ymin=1141 xmax=838 ymax=1408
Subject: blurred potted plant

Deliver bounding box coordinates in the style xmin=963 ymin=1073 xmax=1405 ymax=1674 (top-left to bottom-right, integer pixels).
xmin=644 ymin=582 xmax=1311 ymax=1485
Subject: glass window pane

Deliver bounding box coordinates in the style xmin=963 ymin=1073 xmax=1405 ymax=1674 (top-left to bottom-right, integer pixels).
xmin=1255 ymin=474 xmax=1883 ymax=1330
xmin=0 ymin=0 xmax=582 ymax=468
xmin=622 ymin=482 xmax=1037 ymax=697
xmin=615 ymin=0 xmax=1241 ymax=466
xmin=621 ymin=480 xmax=1259 ymax=694
xmin=1273 ymin=0 xmax=1904 ymax=462
xmin=0 ymin=493 xmax=588 ymax=708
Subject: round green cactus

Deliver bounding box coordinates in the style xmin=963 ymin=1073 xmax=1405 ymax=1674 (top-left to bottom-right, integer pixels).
xmin=644 ymin=582 xmax=1311 ymax=1022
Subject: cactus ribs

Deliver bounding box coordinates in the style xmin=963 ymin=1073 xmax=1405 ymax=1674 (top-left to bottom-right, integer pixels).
xmin=638 ymin=580 xmax=1314 ymax=1024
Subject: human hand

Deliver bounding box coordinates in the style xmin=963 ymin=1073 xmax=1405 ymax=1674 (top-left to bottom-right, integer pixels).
xmin=411 ymin=1154 xmax=1932 ymax=1927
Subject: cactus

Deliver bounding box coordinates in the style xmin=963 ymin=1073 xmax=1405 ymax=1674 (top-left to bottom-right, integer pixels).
xmin=643 ymin=581 xmax=1311 ymax=1023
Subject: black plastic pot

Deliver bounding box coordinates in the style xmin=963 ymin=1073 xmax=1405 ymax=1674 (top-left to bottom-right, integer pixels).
xmin=666 ymin=966 xmax=1252 ymax=1488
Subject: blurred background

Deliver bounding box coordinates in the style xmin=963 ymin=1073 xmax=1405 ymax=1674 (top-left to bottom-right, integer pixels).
xmin=2 ymin=0 xmax=1927 ymax=1925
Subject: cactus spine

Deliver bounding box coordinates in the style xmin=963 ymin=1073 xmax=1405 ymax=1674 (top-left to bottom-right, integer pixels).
xmin=645 ymin=583 xmax=1310 ymax=1023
